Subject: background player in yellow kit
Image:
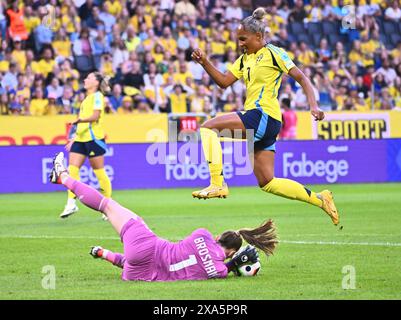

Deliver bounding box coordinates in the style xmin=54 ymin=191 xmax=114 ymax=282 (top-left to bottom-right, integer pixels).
xmin=191 ymin=8 xmax=339 ymax=226
xmin=61 ymin=72 xmax=112 ymax=219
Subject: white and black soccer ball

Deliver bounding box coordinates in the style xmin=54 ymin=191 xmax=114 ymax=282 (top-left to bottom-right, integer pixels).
xmin=236 ymin=261 xmax=261 ymax=277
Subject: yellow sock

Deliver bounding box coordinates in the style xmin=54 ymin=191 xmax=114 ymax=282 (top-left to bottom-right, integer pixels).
xmin=200 ymin=127 xmax=224 ymax=187
xmin=67 ymin=165 xmax=80 ymax=199
xmin=262 ymin=178 xmax=323 ymax=207
xmin=94 ymin=168 xmax=112 ymax=198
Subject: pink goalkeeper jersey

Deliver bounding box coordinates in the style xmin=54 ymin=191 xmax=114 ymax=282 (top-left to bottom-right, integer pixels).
xmin=151 ymin=228 xmax=228 ymax=281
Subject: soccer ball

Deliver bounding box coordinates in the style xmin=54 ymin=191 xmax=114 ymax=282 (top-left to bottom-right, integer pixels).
xmin=236 ymin=261 xmax=261 ymax=277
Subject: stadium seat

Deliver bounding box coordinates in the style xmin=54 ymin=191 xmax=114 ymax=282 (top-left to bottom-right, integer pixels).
xmin=297 ymin=33 xmax=312 ymax=46
xmin=289 ymin=22 xmax=306 ymax=35
xmin=322 ymin=21 xmax=338 ymax=35
xmin=328 ymin=33 xmax=345 ymax=47
xmin=74 ymin=55 xmax=96 ymax=79
xmin=93 ymin=54 xmax=102 ymax=70
xmin=389 ymin=33 xmax=401 ymax=48
xmin=307 ymin=22 xmax=322 ymax=35
xmin=311 ymin=33 xmax=323 ymax=48
xmin=383 ymin=21 xmax=397 ymax=35
xmin=379 ymin=33 xmax=390 ymax=48
xmin=374 ymin=16 xmax=384 ymax=31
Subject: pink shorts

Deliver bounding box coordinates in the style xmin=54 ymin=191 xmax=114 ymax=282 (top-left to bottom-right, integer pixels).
xmin=120 ymin=218 xmax=158 ymax=281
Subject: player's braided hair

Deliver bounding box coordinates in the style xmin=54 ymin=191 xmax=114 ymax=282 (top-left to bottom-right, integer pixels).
xmin=240 ymin=7 xmax=267 ymax=34
xmin=93 ymin=71 xmax=111 ymax=95
xmin=218 ymin=219 xmax=278 ymax=256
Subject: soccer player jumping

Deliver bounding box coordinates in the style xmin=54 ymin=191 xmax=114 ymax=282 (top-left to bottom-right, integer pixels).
xmin=50 ymin=152 xmax=277 ymax=281
xmin=191 ymin=8 xmax=339 ymax=226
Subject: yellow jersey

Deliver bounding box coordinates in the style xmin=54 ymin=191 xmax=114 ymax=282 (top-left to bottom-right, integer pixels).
xmin=30 ymin=99 xmax=49 ymax=116
xmin=170 ymin=93 xmax=188 ymax=113
xmin=228 ymin=44 xmax=295 ymax=122
xmin=75 ymin=91 xmax=105 ymax=142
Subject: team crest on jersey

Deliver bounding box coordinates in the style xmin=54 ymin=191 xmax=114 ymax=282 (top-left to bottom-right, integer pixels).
xmin=256 ymin=54 xmax=263 ymax=63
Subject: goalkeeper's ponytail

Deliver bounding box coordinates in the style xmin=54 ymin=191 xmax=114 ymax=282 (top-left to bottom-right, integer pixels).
xmin=238 ymin=219 xmax=278 ymax=256
xmin=218 ymin=219 xmax=278 ymax=257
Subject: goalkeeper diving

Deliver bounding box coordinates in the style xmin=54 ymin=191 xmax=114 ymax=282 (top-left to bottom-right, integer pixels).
xmin=50 ymin=152 xmax=278 ymax=281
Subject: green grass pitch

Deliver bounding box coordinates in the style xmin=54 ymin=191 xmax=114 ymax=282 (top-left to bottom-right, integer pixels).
xmin=1 ymin=183 xmax=401 ymax=300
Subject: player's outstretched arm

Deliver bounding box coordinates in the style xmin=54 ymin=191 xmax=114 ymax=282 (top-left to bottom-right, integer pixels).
xmin=288 ymin=66 xmax=325 ymax=121
xmin=191 ymin=48 xmax=237 ymax=89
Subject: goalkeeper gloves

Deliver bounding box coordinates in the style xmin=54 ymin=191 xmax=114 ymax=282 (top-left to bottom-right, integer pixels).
xmin=225 ymin=244 xmax=259 ymax=272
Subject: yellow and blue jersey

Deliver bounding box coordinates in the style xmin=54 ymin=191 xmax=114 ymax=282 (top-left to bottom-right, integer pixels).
xmin=75 ymin=91 xmax=105 ymax=142
xmin=228 ymin=43 xmax=295 ymax=122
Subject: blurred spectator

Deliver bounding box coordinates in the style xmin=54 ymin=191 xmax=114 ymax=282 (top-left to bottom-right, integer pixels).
xmin=7 ymin=1 xmax=29 ymax=42
xmin=0 ymin=0 xmax=398 ymax=117
xmin=0 ymin=91 xmax=9 ymax=115
xmin=118 ymin=95 xmax=134 ymax=114
xmin=8 ymin=91 xmax=24 ymax=114
xmin=111 ymin=38 xmax=129 ymax=73
xmin=46 ymin=92 xmax=61 ymax=115
xmin=15 ymin=73 xmax=31 ymax=103
xmin=134 ymin=97 xmax=153 ymax=113
xmin=316 ymin=38 xmax=331 ymax=63
xmin=384 ymin=1 xmax=401 ymax=21
xmin=174 ymin=62 xmax=193 ymax=85
xmin=32 ymin=46 xmax=55 ymax=78
xmin=169 ymin=84 xmax=192 ymax=113
xmin=108 ymin=83 xmax=124 ymax=112
xmin=100 ymin=53 xmax=114 ymax=78
xmin=0 ymin=1 xmax=6 ymax=40
xmin=298 ymin=41 xmax=316 ymax=66
xmin=58 ymin=59 xmax=80 ymax=91
xmin=354 ymin=91 xmax=369 ymax=111
xmin=123 ymin=60 xmax=144 ymax=90
xmin=52 ymin=28 xmax=72 ymax=60
xmin=225 ymin=0 xmax=243 ymax=21
xmin=92 ymin=29 xmax=111 ymax=57
xmin=357 ymin=0 xmax=381 ymax=18
xmin=56 ymin=85 xmax=75 ymax=114
xmin=191 ymin=85 xmax=211 ymax=113
xmin=174 ymin=0 xmax=196 ymax=18
xmin=374 ymin=59 xmax=398 ymax=86
xmin=222 ymin=92 xmax=236 ymax=112
xmin=72 ymin=28 xmax=94 ymax=56
xmin=1 ymin=61 xmax=18 ymax=91
xmin=279 ymin=98 xmax=297 ymax=140
xmin=11 ymin=39 xmax=26 ymax=70
xmin=79 ymin=0 xmax=96 ymax=25
xmin=33 ymin=6 xmax=54 ymax=53
xmin=288 ymin=0 xmax=307 ymax=23
xmin=29 ymin=86 xmax=49 ymax=116
xmin=294 ymin=68 xmax=319 ymax=110
xmin=144 ymin=73 xmax=167 ymax=113
xmin=380 ymin=88 xmax=395 ymax=110
xmin=46 ymin=77 xmax=63 ymax=99
xmin=99 ymin=2 xmax=116 ymax=33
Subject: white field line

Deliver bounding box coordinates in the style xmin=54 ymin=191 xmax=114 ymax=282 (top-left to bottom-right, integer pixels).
xmin=279 ymin=240 xmax=401 ymax=247
xmin=0 ymin=234 xmax=401 ymax=247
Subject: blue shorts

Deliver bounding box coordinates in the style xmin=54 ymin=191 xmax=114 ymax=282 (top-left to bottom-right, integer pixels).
xmin=70 ymin=139 xmax=107 ymax=158
xmin=237 ymin=109 xmax=282 ymax=151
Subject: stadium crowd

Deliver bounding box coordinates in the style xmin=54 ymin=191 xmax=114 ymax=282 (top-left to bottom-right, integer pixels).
xmin=0 ymin=0 xmax=400 ymax=116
